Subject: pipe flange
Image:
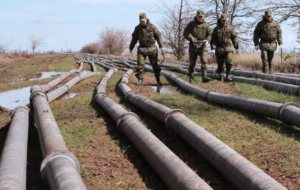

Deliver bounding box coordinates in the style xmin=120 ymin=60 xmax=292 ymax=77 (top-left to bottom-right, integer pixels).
xmin=164 ymin=109 xmax=187 ymax=133
xmin=40 ymin=150 xmax=80 ymax=184
xmin=30 ymin=89 xmax=49 ymax=102
xmin=11 ymin=106 xmax=30 ymax=118
xmin=204 ymin=90 xmax=214 ymax=101
xmin=116 ymin=112 xmax=141 ymax=133
xmin=279 ymin=102 xmax=299 ymax=125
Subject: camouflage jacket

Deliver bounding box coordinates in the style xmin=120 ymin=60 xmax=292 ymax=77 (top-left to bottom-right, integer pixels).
xmin=253 ymin=17 xmax=282 ymax=51
xmin=211 ymin=19 xmax=238 ymax=52
xmin=184 ymin=17 xmax=212 ymax=52
xmin=129 ymin=19 xmax=164 ymax=51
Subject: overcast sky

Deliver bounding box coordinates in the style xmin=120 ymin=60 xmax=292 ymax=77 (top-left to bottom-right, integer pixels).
xmin=0 ymin=0 xmax=298 ymax=53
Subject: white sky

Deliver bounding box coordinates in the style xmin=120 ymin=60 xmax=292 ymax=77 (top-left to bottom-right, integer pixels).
xmin=0 ymin=0 xmax=298 ymax=53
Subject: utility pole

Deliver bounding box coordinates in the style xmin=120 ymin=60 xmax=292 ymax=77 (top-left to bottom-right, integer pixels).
xmin=66 ymin=40 xmax=67 ymax=52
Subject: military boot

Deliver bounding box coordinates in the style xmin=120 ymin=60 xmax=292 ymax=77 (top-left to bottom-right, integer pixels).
xmin=224 ymin=71 xmax=232 ymax=81
xmin=218 ymin=73 xmax=224 ymax=82
xmin=189 ymin=76 xmax=195 ymax=83
xmin=155 ymin=76 xmax=163 ymax=86
xmin=138 ymin=78 xmax=143 ymax=85
xmin=201 ymin=69 xmax=210 ymax=83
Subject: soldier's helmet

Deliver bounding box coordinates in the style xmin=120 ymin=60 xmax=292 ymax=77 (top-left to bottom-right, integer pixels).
xmin=221 ymin=13 xmax=228 ymax=21
xmin=265 ymin=10 xmax=272 ymax=17
xmin=197 ymin=10 xmax=205 ymax=17
xmin=139 ymin=13 xmax=147 ymax=22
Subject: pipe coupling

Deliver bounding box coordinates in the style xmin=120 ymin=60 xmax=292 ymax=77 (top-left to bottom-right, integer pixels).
xmin=278 ymin=102 xmax=299 ymax=125
xmin=164 ymin=109 xmax=187 ymax=133
xmin=40 ymin=150 xmax=81 ymax=184
xmin=116 ymin=112 xmax=141 ymax=133
xmin=30 ymin=88 xmax=49 ymax=102
xmin=11 ymin=106 xmax=30 ymax=118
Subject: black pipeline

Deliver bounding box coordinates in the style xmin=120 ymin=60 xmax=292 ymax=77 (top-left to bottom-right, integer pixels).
xmin=118 ymin=69 xmax=287 ymax=190
xmin=95 ymin=68 xmax=213 ymax=190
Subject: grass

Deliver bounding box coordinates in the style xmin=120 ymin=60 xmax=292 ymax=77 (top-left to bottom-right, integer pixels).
xmin=1 ymin=54 xmax=300 ymax=189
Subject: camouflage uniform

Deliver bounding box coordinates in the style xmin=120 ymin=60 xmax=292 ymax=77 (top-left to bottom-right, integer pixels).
xmin=253 ymin=10 xmax=282 ymax=73
xmin=211 ymin=14 xmax=238 ymax=80
xmin=184 ymin=11 xmax=212 ymax=82
xmin=129 ymin=13 xmax=164 ymax=82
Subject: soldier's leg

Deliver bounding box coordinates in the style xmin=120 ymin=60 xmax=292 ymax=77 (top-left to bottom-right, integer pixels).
xmin=216 ymin=55 xmax=225 ymax=81
xmin=261 ymin=50 xmax=268 ymax=73
xmin=136 ymin=53 xmax=146 ymax=84
xmin=188 ymin=53 xmax=197 ymax=76
xmin=200 ymin=50 xmax=210 ymax=82
xmin=224 ymin=52 xmax=233 ymax=81
xmin=149 ymin=52 xmax=162 ymax=85
xmin=267 ymin=51 xmax=275 ymax=73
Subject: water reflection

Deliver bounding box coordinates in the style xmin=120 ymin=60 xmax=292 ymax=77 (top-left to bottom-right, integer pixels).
xmin=0 ymin=87 xmax=31 ymax=110
xmin=30 ymin=72 xmax=65 ymax=81
xmin=151 ymin=85 xmax=178 ymax=94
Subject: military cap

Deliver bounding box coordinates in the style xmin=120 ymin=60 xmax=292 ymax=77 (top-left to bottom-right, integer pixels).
xmin=221 ymin=13 xmax=228 ymax=20
xmin=197 ymin=10 xmax=205 ymax=16
xmin=265 ymin=10 xmax=272 ymax=16
xmin=139 ymin=13 xmax=147 ymax=22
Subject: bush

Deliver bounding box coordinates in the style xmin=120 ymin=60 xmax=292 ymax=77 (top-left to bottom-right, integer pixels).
xmin=80 ymin=43 xmax=101 ymax=54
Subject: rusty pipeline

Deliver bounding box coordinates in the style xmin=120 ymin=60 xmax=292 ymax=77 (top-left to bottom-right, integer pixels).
xmin=94 ymin=68 xmax=213 ymax=190
xmin=117 ymin=69 xmax=287 ymax=190
xmin=0 ymin=106 xmax=30 ymax=190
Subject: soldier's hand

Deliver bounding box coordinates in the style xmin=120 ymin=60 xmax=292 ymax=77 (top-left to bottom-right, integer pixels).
xmin=280 ymin=45 xmax=283 ymax=49
xmin=235 ymin=49 xmax=239 ymax=54
xmin=255 ymin=46 xmax=259 ymax=50
xmin=212 ymin=49 xmax=215 ymax=54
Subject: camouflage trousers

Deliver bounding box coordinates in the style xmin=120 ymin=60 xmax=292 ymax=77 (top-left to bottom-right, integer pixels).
xmin=261 ymin=50 xmax=274 ymax=73
xmin=136 ymin=52 xmax=161 ymax=79
xmin=188 ymin=51 xmax=207 ymax=76
xmin=216 ymin=51 xmax=233 ymax=74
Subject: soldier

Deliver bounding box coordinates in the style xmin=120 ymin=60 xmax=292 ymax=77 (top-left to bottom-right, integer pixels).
xmin=253 ymin=10 xmax=283 ymax=73
xmin=129 ymin=13 xmax=164 ymax=85
xmin=184 ymin=10 xmax=212 ymax=83
xmin=211 ymin=13 xmax=238 ymax=82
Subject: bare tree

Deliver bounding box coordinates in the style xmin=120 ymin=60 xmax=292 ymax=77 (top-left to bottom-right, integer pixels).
xmin=267 ymin=0 xmax=300 ymax=43
xmin=197 ymin=0 xmax=264 ymax=48
xmin=98 ymin=27 xmax=130 ymax=55
xmin=80 ymin=43 xmax=101 ymax=54
xmin=146 ymin=0 xmax=193 ymax=60
xmin=28 ymin=36 xmax=47 ymax=55
xmin=0 ymin=37 xmax=12 ymax=53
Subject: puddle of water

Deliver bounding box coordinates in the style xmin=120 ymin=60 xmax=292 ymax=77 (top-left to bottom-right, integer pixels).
xmin=0 ymin=87 xmax=31 ymax=110
xmin=80 ymin=71 xmax=102 ymax=75
xmin=151 ymin=86 xmax=178 ymax=94
xmin=30 ymin=71 xmax=65 ymax=81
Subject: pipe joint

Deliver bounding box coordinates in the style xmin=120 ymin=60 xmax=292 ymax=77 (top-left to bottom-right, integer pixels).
xmin=204 ymin=90 xmax=214 ymax=100
xmin=94 ymin=92 xmax=106 ymax=100
xmin=40 ymin=150 xmax=80 ymax=184
xmin=30 ymin=89 xmax=49 ymax=102
xmin=164 ymin=109 xmax=187 ymax=133
xmin=124 ymin=90 xmax=136 ymax=99
xmin=116 ymin=112 xmax=141 ymax=132
xmin=279 ymin=102 xmax=299 ymax=125
xmin=11 ymin=106 xmax=30 ymax=118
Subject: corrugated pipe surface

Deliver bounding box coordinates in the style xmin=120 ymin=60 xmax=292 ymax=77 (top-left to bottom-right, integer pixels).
xmin=118 ymin=69 xmax=287 ymax=190
xmin=30 ymin=86 xmax=86 ymax=190
xmin=0 ymin=106 xmax=30 ymax=190
xmin=95 ymin=68 xmax=213 ymax=190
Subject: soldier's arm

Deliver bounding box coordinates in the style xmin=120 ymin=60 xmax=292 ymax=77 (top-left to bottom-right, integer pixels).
xmin=210 ymin=28 xmax=217 ymax=50
xmin=277 ymin=23 xmax=283 ymax=45
xmin=205 ymin=24 xmax=212 ymax=43
xmin=253 ymin=23 xmax=261 ymax=46
xmin=129 ymin=28 xmax=138 ymax=51
xmin=153 ymin=26 xmax=164 ymax=49
xmin=183 ymin=22 xmax=195 ymax=42
xmin=231 ymin=27 xmax=239 ymax=49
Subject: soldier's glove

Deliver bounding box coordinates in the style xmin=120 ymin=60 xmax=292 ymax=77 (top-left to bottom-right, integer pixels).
xmin=235 ymin=49 xmax=239 ymax=54
xmin=203 ymin=40 xmax=207 ymax=47
xmin=280 ymin=45 xmax=283 ymax=49
xmin=212 ymin=49 xmax=215 ymax=54
xmin=255 ymin=46 xmax=259 ymax=50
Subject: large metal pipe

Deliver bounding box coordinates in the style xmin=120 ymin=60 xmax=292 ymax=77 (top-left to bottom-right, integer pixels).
xmin=0 ymin=106 xmax=30 ymax=190
xmin=118 ymin=69 xmax=287 ymax=190
xmin=30 ymin=85 xmax=86 ymax=190
xmin=275 ymin=73 xmax=300 ymax=78
xmin=95 ymin=68 xmax=213 ymax=190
